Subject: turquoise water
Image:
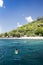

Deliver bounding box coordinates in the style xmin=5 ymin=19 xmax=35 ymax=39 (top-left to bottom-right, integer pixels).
xmin=0 ymin=39 xmax=43 ymax=65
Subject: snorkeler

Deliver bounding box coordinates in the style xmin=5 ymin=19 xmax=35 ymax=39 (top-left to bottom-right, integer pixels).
xmin=15 ymin=49 xmax=19 ymax=54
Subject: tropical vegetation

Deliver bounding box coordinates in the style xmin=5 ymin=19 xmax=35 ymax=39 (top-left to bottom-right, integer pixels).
xmin=0 ymin=17 xmax=43 ymax=37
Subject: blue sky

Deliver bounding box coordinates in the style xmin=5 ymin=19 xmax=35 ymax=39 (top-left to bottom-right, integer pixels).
xmin=0 ymin=0 xmax=43 ymax=33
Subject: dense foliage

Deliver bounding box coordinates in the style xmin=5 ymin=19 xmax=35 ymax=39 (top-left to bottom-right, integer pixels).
xmin=0 ymin=17 xmax=43 ymax=37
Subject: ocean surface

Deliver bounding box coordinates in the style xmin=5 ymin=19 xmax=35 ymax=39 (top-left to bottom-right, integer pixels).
xmin=0 ymin=39 xmax=43 ymax=65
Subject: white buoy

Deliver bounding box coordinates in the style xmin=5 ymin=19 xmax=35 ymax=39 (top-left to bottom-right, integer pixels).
xmin=15 ymin=49 xmax=18 ymax=54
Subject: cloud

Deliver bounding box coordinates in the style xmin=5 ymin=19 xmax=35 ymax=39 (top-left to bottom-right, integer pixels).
xmin=0 ymin=0 xmax=3 ymax=7
xmin=17 ymin=22 xmax=22 ymax=27
xmin=25 ymin=16 xmax=33 ymax=22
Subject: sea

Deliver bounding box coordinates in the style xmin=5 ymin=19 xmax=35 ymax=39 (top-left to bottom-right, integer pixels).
xmin=0 ymin=39 xmax=43 ymax=65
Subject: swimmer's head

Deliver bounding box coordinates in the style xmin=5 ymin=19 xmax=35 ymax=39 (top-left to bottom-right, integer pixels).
xmin=16 ymin=49 xmax=18 ymax=50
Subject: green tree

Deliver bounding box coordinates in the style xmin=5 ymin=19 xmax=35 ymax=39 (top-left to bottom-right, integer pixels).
xmin=0 ymin=33 xmax=3 ymax=37
xmin=15 ymin=32 xmax=20 ymax=37
xmin=12 ymin=33 xmax=16 ymax=37
xmin=4 ymin=32 xmax=8 ymax=37
xmin=35 ymin=27 xmax=43 ymax=36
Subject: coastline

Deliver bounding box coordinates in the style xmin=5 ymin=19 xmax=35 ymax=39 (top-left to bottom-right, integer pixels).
xmin=0 ymin=37 xmax=43 ymax=39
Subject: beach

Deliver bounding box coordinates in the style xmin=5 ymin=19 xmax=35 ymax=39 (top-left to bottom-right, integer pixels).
xmin=0 ymin=37 xmax=43 ymax=39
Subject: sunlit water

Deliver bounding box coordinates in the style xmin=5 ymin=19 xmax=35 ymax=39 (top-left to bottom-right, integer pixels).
xmin=0 ymin=39 xmax=43 ymax=65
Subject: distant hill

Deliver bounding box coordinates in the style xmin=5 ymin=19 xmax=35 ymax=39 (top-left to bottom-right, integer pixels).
xmin=0 ymin=17 xmax=43 ymax=37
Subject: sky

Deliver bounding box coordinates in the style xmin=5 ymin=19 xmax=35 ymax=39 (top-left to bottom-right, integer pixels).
xmin=0 ymin=0 xmax=43 ymax=33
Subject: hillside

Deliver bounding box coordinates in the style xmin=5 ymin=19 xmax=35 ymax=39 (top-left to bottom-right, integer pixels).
xmin=0 ymin=17 xmax=43 ymax=37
